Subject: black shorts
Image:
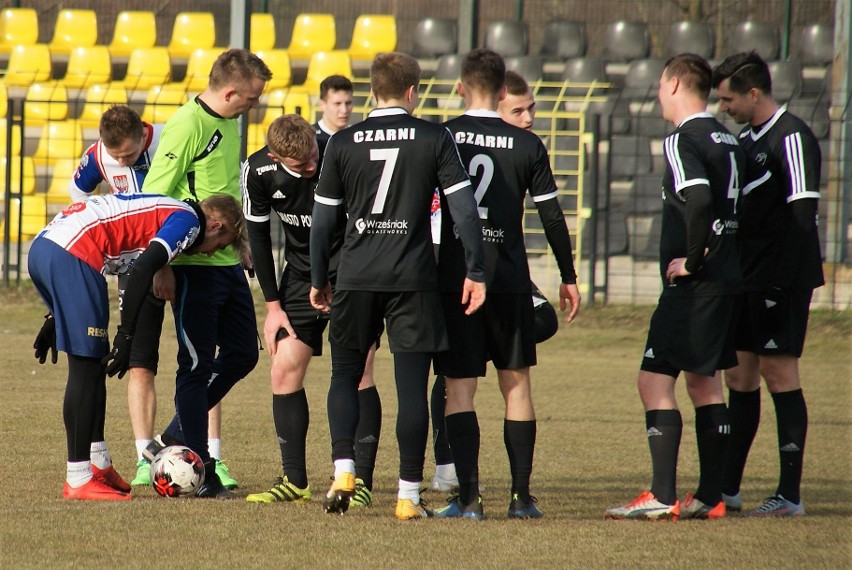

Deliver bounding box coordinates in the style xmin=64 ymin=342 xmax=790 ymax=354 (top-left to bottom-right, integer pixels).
xmin=274 ymin=268 xmax=329 ymax=356
xmin=118 ymin=274 xmax=165 ymax=374
xmin=330 ymin=290 xmax=446 ymax=353
xmin=640 ymin=292 xmax=737 ymax=377
xmin=434 ymin=292 xmax=536 ymax=378
xmin=733 ymin=289 xmax=813 ymax=357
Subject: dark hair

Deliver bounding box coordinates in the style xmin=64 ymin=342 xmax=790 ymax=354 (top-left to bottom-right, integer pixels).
xmin=208 ymin=48 xmax=272 ymax=90
xmin=99 ymin=105 xmax=143 ymax=148
xmin=711 ymin=51 xmax=772 ymax=95
xmin=504 ymin=70 xmax=530 ymax=96
xmin=370 ymin=52 xmax=421 ymax=101
xmin=461 ymin=48 xmax=505 ymax=95
xmin=664 ymin=53 xmax=712 ymax=100
xmin=320 ymin=74 xmax=353 ymax=100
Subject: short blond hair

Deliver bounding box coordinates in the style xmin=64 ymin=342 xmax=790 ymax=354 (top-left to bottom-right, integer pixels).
xmin=266 ymin=114 xmax=316 ymax=161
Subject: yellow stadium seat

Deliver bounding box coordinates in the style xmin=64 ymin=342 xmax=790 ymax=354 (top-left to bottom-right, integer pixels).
xmin=0 ymin=156 xmax=36 ymax=195
xmin=179 ymin=49 xmax=224 ymax=93
xmin=246 ymin=123 xmax=267 ymax=155
xmin=256 ymin=49 xmax=292 ymax=92
xmin=77 ymin=82 xmax=128 ymax=129
xmin=61 ymin=46 xmax=112 ymax=90
xmin=168 ymin=12 xmax=216 ymax=60
xmin=24 ymin=82 xmax=68 ymax=125
xmin=250 ymin=13 xmax=276 ymax=52
xmin=348 ymin=15 xmax=397 ymax=61
xmin=299 ymin=51 xmax=352 ymax=95
xmin=2 ymin=194 xmax=49 ymax=241
xmin=288 ymin=14 xmax=336 ymax=61
xmin=109 ymin=11 xmax=157 ymax=59
xmin=0 ymin=8 xmax=39 ymax=53
xmin=4 ymin=44 xmax=52 ymax=88
xmin=260 ymin=88 xmax=313 ymax=124
xmin=46 ymin=159 xmax=79 ymax=204
xmin=33 ymin=120 xmax=84 ymax=168
xmin=141 ymin=84 xmax=187 ymax=124
xmin=49 ymin=9 xmax=98 ymax=56
xmin=122 ymin=47 xmax=172 ymax=93
xmin=0 ymin=120 xmax=22 ymax=157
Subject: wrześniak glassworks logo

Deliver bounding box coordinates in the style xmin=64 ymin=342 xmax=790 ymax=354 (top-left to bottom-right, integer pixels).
xmin=355 ymin=218 xmax=409 ymax=235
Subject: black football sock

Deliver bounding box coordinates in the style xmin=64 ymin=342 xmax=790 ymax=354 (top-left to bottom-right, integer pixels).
xmin=504 ymin=419 xmax=536 ymax=501
xmin=694 ymin=403 xmax=729 ymax=505
xmin=722 ymin=388 xmax=761 ymax=496
xmin=64 ymin=356 xmax=105 ymax=461
xmin=273 ymin=390 xmax=309 ymax=489
xmin=328 ymin=342 xmax=366 ymax=462
xmin=646 ymin=409 xmax=682 ymax=506
xmin=393 ymin=352 xmax=431 ymax=482
xmin=445 ymin=411 xmax=480 ymax=505
xmin=431 ymin=375 xmax=454 ymax=466
xmin=772 ymin=389 xmax=807 ymax=504
xmin=355 ymin=385 xmax=382 ymax=490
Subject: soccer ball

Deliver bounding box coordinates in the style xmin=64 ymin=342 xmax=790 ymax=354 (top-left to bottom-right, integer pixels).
xmin=151 ymin=445 xmax=205 ymax=497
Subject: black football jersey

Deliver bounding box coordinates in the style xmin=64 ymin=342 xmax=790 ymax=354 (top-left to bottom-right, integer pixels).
xmin=660 ymin=112 xmax=743 ymax=295
xmin=736 ymin=107 xmax=824 ymax=291
xmin=314 ymin=107 xmax=474 ymax=292
xmin=314 ymin=121 xmax=333 ymax=155
xmin=440 ymin=111 xmax=575 ymax=293
xmin=242 ymin=145 xmax=341 ymax=296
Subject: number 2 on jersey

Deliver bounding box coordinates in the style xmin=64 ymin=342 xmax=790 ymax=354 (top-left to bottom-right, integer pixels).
xmin=369 ymin=148 xmax=399 ymax=214
xmin=469 ymin=154 xmax=494 ymax=219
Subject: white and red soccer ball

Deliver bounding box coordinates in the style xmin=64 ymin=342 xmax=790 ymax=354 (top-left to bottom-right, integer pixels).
xmin=150 ymin=445 xmax=205 ymax=497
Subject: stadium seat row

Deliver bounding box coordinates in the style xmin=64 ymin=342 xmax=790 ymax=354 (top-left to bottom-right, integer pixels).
xmin=412 ymin=18 xmax=833 ymax=66
xmin=0 ymin=9 xmax=396 ymax=62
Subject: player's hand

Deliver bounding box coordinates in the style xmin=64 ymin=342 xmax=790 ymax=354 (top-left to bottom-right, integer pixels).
xmin=264 ymin=302 xmax=296 ymax=356
xmin=310 ymin=284 xmax=333 ymax=313
xmin=101 ymin=327 xmax=133 ymax=379
xmin=152 ymin=265 xmax=176 ymax=302
xmin=665 ymin=257 xmax=691 ymax=284
xmin=34 ymin=314 xmax=58 ymax=364
xmin=560 ymin=283 xmax=581 ymax=323
xmin=461 ymin=278 xmax=486 ymax=315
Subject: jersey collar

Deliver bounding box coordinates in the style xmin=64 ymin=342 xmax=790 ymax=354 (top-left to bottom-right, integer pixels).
xmin=464 ymin=109 xmax=501 ymax=118
xmin=316 ymin=119 xmax=336 ymax=137
xmin=142 ymin=122 xmax=154 ymax=152
xmin=749 ymin=105 xmax=787 ymax=142
xmin=678 ymin=111 xmax=713 ymax=128
xmin=368 ymin=107 xmax=409 ymax=118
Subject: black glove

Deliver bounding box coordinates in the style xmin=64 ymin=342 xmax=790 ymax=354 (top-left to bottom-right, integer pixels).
xmin=101 ymin=327 xmax=133 ymax=379
xmin=34 ymin=314 xmax=58 ymax=364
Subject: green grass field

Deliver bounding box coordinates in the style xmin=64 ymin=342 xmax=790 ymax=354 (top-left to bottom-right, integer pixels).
xmin=0 ymin=284 xmax=849 ymax=569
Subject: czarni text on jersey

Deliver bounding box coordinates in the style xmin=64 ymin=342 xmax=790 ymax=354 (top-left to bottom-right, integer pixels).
xmin=353 ymin=128 xmax=415 ymax=143
xmin=454 ymin=132 xmax=515 ymax=149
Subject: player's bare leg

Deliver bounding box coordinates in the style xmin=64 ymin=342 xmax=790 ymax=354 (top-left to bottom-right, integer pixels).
xmin=128 ymin=366 xmax=156 ymax=486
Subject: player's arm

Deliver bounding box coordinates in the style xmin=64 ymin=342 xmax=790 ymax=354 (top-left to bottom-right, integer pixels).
xmin=528 ymin=141 xmax=581 ymax=319
xmin=103 ymin=211 xmax=199 ymax=377
xmin=68 ymin=143 xmax=106 ymax=201
xmin=771 ymin=131 xmax=822 ymax=289
xmin=241 ymin=159 xmax=296 ymax=353
xmin=309 ymin=141 xmax=341 ymax=312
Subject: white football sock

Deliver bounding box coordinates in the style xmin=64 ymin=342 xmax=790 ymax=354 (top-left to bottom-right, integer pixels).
xmin=66 ymin=461 xmax=93 ymax=488
xmin=333 ymin=459 xmax=355 ymax=478
xmin=398 ymin=479 xmax=422 ymax=503
xmin=135 ymin=439 xmax=152 ymax=461
xmin=89 ymin=441 xmax=111 ymax=469
xmin=208 ymin=438 xmax=221 ymax=460
xmin=435 ymin=463 xmax=457 ymax=482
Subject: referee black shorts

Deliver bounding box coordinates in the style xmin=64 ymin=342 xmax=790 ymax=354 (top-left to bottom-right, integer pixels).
xmin=118 ymin=273 xmax=166 ymax=374
xmin=273 ymin=268 xmax=330 ymax=356
xmin=640 ymin=292 xmax=737 ymax=378
xmin=733 ymin=289 xmax=813 ymax=357
xmin=434 ymin=292 xmax=536 ymax=378
xmin=330 ymin=290 xmax=447 ymax=353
